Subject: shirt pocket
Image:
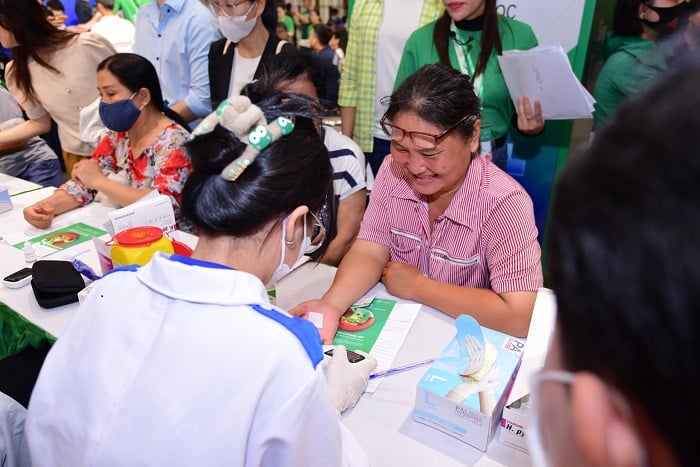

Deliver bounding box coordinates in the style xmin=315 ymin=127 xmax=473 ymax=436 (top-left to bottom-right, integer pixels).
xmin=429 ymin=248 xmax=486 ymax=287
xmin=389 ymin=228 xmax=422 ymax=265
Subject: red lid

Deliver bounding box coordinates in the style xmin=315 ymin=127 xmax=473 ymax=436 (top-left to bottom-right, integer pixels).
xmin=113 ymin=226 xmax=164 ymax=246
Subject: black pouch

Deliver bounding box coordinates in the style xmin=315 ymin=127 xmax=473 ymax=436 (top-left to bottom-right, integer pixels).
xmin=30 ymin=260 xmax=85 ymax=309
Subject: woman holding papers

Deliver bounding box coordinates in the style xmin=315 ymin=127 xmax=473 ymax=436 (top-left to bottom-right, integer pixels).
xmin=23 ymin=53 xmax=191 ymax=230
xmin=25 ymin=92 xmax=377 ymax=466
xmin=394 ymin=0 xmax=544 ymax=170
xmin=292 ymin=64 xmax=543 ymax=340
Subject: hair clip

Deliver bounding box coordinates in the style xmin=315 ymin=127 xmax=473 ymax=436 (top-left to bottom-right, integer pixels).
xmin=189 ymin=96 xmax=295 ymax=181
xmin=220 ymin=116 xmax=295 ymax=181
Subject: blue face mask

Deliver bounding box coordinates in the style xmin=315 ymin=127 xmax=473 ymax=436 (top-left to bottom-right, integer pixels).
xmin=99 ymin=92 xmax=144 ymax=132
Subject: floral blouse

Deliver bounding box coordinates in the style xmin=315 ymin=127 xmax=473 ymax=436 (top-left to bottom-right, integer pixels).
xmin=61 ymin=123 xmax=191 ymax=221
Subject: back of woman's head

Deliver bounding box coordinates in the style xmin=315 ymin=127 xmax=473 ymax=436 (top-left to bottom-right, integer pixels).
xmin=97 ymin=53 xmax=189 ymax=129
xmin=384 ymin=63 xmax=480 ymax=142
xmin=0 ymin=0 xmax=75 ymax=98
xmin=181 ymin=93 xmax=332 ymax=244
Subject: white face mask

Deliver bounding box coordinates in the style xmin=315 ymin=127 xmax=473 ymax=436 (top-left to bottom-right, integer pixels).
xmin=217 ymin=2 xmax=257 ymax=43
xmin=527 ymin=370 xmax=648 ymax=467
xmin=266 ymin=216 xmax=313 ymax=288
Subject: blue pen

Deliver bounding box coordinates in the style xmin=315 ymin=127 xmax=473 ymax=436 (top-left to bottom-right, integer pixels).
xmin=72 ymin=258 xmax=102 ymax=282
xmin=369 ymin=358 xmax=436 ymax=380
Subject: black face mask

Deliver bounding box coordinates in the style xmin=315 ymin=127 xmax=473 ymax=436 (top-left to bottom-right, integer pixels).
xmin=642 ymin=2 xmax=693 ymax=37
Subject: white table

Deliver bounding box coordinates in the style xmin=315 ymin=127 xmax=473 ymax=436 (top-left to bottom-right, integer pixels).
xmin=276 ymin=263 xmax=537 ymax=467
xmin=1 ymin=180 xmax=540 ymax=467
xmin=0 ymin=172 xmax=42 ymax=196
xmin=0 ymin=187 xmax=114 ymax=337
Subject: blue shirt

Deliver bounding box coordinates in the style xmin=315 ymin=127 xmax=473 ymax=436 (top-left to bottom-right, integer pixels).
xmin=134 ymin=0 xmax=221 ymax=123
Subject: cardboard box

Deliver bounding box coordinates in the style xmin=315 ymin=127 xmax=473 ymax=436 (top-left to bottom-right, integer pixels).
xmin=414 ymin=325 xmax=525 ymax=451
xmin=499 ymin=288 xmax=557 ymax=453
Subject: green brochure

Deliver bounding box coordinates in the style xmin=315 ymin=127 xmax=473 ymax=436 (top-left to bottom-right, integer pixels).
xmin=14 ymin=222 xmax=108 ymax=255
xmin=332 ymin=298 xmax=396 ymax=353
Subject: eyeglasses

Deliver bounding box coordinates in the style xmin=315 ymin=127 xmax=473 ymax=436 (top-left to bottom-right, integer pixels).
xmin=380 ymin=114 xmax=476 ymax=150
xmin=208 ymin=0 xmax=253 ymax=17
xmin=305 ymin=209 xmax=327 ymax=254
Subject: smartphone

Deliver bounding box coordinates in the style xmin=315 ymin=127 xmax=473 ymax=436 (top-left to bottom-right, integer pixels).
xmin=324 ymin=347 xmax=366 ymax=363
xmin=2 ymin=267 xmax=33 ymax=289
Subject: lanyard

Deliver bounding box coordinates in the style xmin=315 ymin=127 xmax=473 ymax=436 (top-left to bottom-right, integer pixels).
xmin=450 ymin=21 xmax=483 ymax=100
xmin=449 ymin=22 xmax=491 ymax=147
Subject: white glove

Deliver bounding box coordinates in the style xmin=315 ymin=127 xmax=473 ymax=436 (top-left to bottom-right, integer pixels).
xmin=326 ymin=345 xmax=377 ymax=416
xmin=445 ymin=365 xmax=500 ymax=403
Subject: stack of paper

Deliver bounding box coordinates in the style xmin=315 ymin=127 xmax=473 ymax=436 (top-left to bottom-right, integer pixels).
xmin=497 ymin=44 xmax=595 ymax=120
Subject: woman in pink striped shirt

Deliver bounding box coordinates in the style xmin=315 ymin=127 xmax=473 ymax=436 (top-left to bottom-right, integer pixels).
xmin=292 ymin=63 xmax=542 ymax=339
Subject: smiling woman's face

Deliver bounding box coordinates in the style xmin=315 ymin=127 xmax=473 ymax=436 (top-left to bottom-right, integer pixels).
xmin=389 ymin=111 xmax=479 ymax=203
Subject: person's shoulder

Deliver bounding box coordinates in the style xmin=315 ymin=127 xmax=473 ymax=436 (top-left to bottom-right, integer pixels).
xmin=408 ymin=20 xmax=438 ymax=42
xmin=498 ymin=15 xmax=534 ymax=33
xmin=77 ymin=31 xmax=115 ymax=52
xmin=323 ymin=126 xmax=363 ymax=154
xmin=471 ymin=157 xmax=530 ymax=203
xmin=209 ymin=37 xmax=231 ymax=56
xmin=498 ymin=15 xmax=537 ymax=46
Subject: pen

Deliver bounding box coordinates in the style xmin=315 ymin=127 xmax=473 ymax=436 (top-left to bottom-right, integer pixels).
xmin=369 ymin=358 xmax=435 ymax=380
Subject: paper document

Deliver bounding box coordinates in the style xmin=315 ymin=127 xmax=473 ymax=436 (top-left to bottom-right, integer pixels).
xmin=332 ymin=298 xmax=421 ymax=393
xmin=497 ymin=43 xmax=595 ymax=120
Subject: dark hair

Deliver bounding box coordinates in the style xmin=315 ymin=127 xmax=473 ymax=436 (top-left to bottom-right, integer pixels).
xmin=239 ymin=56 xmax=337 ymax=252
xmin=313 ymin=24 xmax=332 ymax=46
xmin=433 ymin=0 xmax=501 ymax=77
xmin=331 ymin=26 xmax=348 ymax=52
xmin=97 ymin=53 xmax=190 ymax=130
xmin=181 ymin=93 xmax=333 ymax=260
xmin=276 ymin=21 xmax=288 ymax=32
xmin=613 ymin=0 xmax=646 ymax=36
xmin=96 ymin=0 xmax=115 ymax=10
xmin=45 ymin=0 xmax=65 ymax=11
xmin=383 ymin=63 xmax=480 ymax=142
xmin=0 ymin=0 xmax=77 ymax=100
xmin=245 ymin=49 xmax=315 ymax=95
xmin=261 ymin=0 xmax=278 ymax=33
xmin=547 ymin=59 xmax=700 ymax=467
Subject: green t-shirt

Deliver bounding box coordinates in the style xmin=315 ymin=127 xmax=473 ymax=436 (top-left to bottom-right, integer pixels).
xmin=283 ymin=15 xmax=295 ymax=36
xmin=394 ymin=16 xmax=537 ymax=141
xmin=592 ymin=35 xmax=665 ymax=129
xmin=113 ymin=0 xmax=144 ymax=23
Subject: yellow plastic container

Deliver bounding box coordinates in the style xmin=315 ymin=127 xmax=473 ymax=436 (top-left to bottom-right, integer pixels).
xmin=109 ymin=226 xmax=173 ymax=267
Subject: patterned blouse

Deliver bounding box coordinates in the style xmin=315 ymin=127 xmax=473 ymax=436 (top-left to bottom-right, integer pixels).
xmin=61 ymin=122 xmax=191 ymax=223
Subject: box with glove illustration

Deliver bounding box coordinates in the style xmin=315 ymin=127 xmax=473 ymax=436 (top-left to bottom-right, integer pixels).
xmin=413 ymin=315 xmax=524 ymax=451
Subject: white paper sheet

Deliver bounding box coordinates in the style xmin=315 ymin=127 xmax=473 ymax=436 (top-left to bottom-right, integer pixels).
xmin=497 ymin=43 xmax=595 ymax=120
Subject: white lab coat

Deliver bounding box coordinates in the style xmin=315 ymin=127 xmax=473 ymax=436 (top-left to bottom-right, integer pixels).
xmin=26 ymin=253 xmax=367 ymax=466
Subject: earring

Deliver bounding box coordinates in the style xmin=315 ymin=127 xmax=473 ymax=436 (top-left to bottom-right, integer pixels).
xmin=284 ymin=238 xmax=296 ymax=246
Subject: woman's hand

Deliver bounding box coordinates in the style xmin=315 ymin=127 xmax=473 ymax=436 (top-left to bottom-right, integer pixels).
xmin=23 ymin=202 xmax=56 ymax=229
xmin=289 ymin=299 xmax=344 ymax=344
xmin=71 ymin=159 xmax=105 ymax=190
xmin=381 ymin=261 xmax=425 ymax=301
xmin=516 ymin=96 xmax=545 ymax=135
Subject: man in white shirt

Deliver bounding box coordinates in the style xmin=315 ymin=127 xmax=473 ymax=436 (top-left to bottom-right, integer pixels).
xmin=90 ymin=0 xmax=136 ymax=53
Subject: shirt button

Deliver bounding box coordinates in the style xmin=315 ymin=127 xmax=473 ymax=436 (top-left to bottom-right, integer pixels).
xmin=158 ymin=34 xmax=161 ymax=37
xmin=65 ymin=88 xmax=71 ymax=93
xmin=156 ymin=57 xmax=159 ymax=61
